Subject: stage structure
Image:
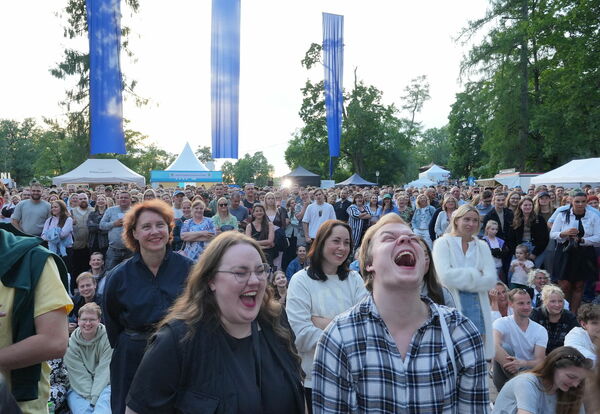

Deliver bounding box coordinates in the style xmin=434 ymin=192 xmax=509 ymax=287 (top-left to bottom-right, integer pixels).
xmin=151 ymin=143 xmax=222 ymax=188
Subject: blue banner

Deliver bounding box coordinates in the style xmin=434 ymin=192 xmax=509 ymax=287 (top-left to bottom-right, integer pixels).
xmin=323 ymin=13 xmax=344 ymax=161
xmin=211 ymin=0 xmax=240 ymax=159
xmin=87 ymin=0 xmax=126 ymax=154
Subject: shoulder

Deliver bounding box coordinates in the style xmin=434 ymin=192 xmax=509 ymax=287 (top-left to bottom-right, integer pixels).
xmin=288 ymin=269 xmax=312 ymax=288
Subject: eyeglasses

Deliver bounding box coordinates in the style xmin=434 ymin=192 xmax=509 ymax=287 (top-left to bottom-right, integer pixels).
xmin=79 ymin=318 xmax=99 ymax=324
xmin=218 ymin=203 xmax=228 ymax=207
xmin=217 ymin=263 xmax=271 ymax=283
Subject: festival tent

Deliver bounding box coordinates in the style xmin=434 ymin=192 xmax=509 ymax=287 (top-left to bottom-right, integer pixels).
xmin=52 ymin=159 xmax=145 ymax=186
xmin=282 ymin=166 xmax=321 ymax=187
xmin=336 ymin=173 xmax=376 ymax=186
xmin=418 ymin=164 xmax=450 ymax=183
xmin=530 ymin=158 xmax=600 ymax=186
xmin=405 ymin=178 xmax=437 ymax=188
xmin=166 ymin=142 xmax=209 ymax=171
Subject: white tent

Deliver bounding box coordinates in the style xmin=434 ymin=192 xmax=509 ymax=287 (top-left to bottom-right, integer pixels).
xmin=530 ymin=158 xmax=600 ymax=186
xmin=405 ymin=178 xmax=436 ymax=188
xmin=52 ymin=159 xmax=145 ymax=187
xmin=166 ymin=142 xmax=209 ymax=171
xmin=418 ymin=164 xmax=450 ymax=183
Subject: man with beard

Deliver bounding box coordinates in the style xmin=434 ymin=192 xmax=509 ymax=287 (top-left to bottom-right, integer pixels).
xmin=243 ymin=183 xmax=257 ymax=209
xmin=333 ymin=188 xmax=352 ymax=222
xmin=99 ymin=191 xmax=133 ymax=271
xmin=172 ymin=191 xmax=185 ymax=219
xmin=11 ymin=182 xmax=50 ymax=236
xmin=71 ymin=193 xmax=94 ymax=278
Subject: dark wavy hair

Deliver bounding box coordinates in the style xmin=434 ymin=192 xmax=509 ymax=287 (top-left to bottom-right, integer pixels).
xmin=307 ymin=220 xmax=352 ymax=282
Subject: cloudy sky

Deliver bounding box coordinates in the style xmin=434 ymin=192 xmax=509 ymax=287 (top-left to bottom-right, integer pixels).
xmin=0 ymin=1 xmax=489 ymax=176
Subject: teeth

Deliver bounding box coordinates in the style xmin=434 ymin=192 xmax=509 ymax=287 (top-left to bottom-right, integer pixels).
xmin=241 ymin=292 xmax=257 ymax=297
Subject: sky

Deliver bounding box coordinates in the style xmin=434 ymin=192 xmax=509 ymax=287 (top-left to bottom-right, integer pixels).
xmin=0 ymin=1 xmax=489 ymax=176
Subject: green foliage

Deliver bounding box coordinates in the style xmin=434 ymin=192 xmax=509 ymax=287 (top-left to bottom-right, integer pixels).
xmin=454 ymin=0 xmax=600 ymax=177
xmin=220 ymin=152 xmax=274 ymax=186
xmin=0 ymin=119 xmax=40 ymax=184
xmin=286 ymin=44 xmax=428 ymax=185
xmin=194 ymin=146 xmax=215 ymax=164
xmin=413 ymin=126 xmax=451 ymax=169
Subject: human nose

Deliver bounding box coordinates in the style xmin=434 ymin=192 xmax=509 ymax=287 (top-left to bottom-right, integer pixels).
xmin=394 ymin=234 xmax=413 ymax=245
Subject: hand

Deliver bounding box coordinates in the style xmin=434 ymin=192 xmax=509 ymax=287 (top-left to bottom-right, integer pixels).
xmin=113 ymin=218 xmax=124 ymax=227
xmin=529 ymin=254 xmax=536 ymax=261
xmin=68 ymin=322 xmax=77 ymax=334
xmin=561 ymin=228 xmax=579 ymax=238
xmin=305 ymin=236 xmax=312 ymax=243
xmin=0 ymin=304 xmax=6 ymax=326
xmin=503 ymin=356 xmax=521 ymax=374
xmin=311 ymin=316 xmax=333 ymax=330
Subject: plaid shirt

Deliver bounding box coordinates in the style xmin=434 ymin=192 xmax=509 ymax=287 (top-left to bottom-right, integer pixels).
xmin=312 ymin=295 xmax=489 ymax=413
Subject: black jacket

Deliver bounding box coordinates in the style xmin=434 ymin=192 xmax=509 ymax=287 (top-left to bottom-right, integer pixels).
xmin=482 ymin=208 xmax=514 ymax=240
xmin=127 ymin=318 xmax=305 ymax=414
xmin=506 ymin=215 xmax=549 ymax=256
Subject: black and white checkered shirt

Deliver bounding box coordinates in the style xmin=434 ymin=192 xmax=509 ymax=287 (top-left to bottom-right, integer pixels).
xmin=312 ymin=295 xmax=490 ymax=413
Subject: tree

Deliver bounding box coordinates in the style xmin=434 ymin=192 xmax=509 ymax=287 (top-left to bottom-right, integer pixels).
xmin=194 ymin=145 xmax=215 ymax=164
xmin=0 ymin=119 xmax=40 ymax=184
xmin=454 ymin=0 xmax=600 ymax=175
xmin=413 ymin=126 xmax=451 ymax=168
xmin=401 ymin=75 xmax=431 ymax=140
xmin=220 ymin=152 xmax=274 ymax=186
xmin=285 ymin=44 xmax=419 ymax=185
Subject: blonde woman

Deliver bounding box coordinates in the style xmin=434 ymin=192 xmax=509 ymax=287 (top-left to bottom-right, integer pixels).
xmin=432 ymin=204 xmax=497 ymax=358
xmin=411 ymin=194 xmax=435 ymax=248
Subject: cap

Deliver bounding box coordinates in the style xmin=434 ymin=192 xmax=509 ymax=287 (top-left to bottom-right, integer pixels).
xmin=174 ymin=190 xmax=184 ymax=196
xmin=537 ymin=191 xmax=550 ymax=198
xmin=382 ymin=193 xmax=392 ymax=199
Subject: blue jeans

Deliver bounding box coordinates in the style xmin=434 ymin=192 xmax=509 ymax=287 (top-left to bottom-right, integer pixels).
xmin=67 ymin=386 xmax=111 ymax=414
xmin=458 ymin=291 xmax=485 ymax=335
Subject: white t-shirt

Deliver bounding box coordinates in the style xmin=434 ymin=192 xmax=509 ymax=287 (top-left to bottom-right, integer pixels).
xmin=302 ymin=202 xmax=336 ymax=238
xmin=510 ymin=259 xmax=534 ymax=286
xmin=493 ymin=315 xmax=548 ymax=361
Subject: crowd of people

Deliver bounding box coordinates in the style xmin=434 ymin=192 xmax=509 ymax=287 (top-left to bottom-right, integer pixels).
xmin=1 ymin=179 xmax=600 ymax=413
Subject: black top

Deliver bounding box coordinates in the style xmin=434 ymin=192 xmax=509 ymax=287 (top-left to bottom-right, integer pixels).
xmin=126 ymin=319 xmax=304 ymax=414
xmin=530 ymin=307 xmax=579 ymax=354
xmin=482 ymin=208 xmax=514 ymax=240
xmin=333 ymin=199 xmax=352 ymax=222
xmin=69 ymin=293 xmax=103 ymax=322
xmin=506 ymin=214 xmax=549 ymax=256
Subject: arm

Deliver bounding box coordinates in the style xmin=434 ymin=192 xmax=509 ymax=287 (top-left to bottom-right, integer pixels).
xmin=41 ymin=217 xmax=52 ymax=240
xmin=434 ymin=212 xmax=445 ymax=237
xmin=103 ymin=272 xmax=123 ymax=347
xmin=312 ymin=323 xmax=355 ymax=414
xmin=581 ymin=214 xmax=600 ymax=246
xmin=99 ymin=209 xmax=116 ymax=231
xmin=10 ymin=203 xmax=22 ymax=231
xmin=493 ymin=329 xmax=513 ymax=368
xmin=60 ymin=217 xmax=73 ymax=239
xmin=90 ymin=334 xmax=113 ymax=405
xmin=549 ymin=212 xmax=568 ymax=241
xmin=296 ymin=202 xmax=308 ymax=221
xmin=531 ymin=217 xmax=549 ymax=255
xmin=432 ymin=239 xmax=497 ymax=292
xmin=0 ymin=308 xmax=68 ymax=370
xmin=286 ymin=275 xmax=326 ymax=353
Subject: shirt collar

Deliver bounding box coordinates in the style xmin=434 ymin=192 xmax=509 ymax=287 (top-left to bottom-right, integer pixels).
xmin=363 ymin=294 xmax=439 ymax=324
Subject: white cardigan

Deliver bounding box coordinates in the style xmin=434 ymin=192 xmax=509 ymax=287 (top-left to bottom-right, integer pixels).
xmin=432 ymin=235 xmax=497 ymax=358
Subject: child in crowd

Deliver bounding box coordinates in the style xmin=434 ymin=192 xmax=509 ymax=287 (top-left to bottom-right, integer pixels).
xmin=483 ymin=220 xmax=505 ymax=281
xmin=509 ymin=244 xmax=534 ymax=289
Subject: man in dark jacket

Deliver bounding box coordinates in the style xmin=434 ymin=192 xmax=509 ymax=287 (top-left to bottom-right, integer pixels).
xmin=333 ymin=188 xmax=352 ymax=222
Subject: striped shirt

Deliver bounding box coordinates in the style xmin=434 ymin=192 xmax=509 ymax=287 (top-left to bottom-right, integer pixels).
xmin=312 ymin=295 xmax=490 ymax=413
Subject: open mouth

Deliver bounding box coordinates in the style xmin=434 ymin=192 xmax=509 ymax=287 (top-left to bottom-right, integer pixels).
xmin=394 ymin=251 xmax=416 ymax=267
xmin=240 ymin=291 xmax=258 ymax=307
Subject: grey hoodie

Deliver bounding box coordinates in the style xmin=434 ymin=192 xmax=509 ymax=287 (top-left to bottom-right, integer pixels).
xmin=64 ymin=324 xmax=113 ymax=405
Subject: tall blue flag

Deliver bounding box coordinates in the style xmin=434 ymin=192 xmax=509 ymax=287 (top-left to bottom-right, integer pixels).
xmin=323 ymin=13 xmax=344 ymax=175
xmin=211 ymin=0 xmax=240 ymax=159
xmin=87 ymin=0 xmax=126 ymax=154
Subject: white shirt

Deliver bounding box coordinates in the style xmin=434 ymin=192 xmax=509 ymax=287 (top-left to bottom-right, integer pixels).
xmin=493 ymin=315 xmax=548 ymax=361
xmin=286 ymin=269 xmax=368 ymax=387
xmin=550 ymin=207 xmax=600 ymax=246
xmin=302 ymin=202 xmax=336 ymax=238
xmin=564 ymin=327 xmax=597 ymax=364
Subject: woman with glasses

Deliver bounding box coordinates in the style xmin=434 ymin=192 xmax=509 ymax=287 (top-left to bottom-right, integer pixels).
xmin=126 ymin=232 xmax=305 ymax=414
xmin=103 ymin=200 xmax=194 ymax=414
xmin=492 ymin=346 xmax=591 ymax=413
xmin=286 ymin=220 xmax=368 ymax=412
xmin=211 ymin=197 xmax=239 ymax=234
